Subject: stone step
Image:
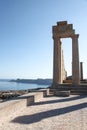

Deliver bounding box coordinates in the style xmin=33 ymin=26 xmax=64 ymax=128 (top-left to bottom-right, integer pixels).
xmin=50 ymin=84 xmax=87 ymax=95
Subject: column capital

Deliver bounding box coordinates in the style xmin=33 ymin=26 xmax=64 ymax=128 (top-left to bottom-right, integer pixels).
xmin=53 ymin=37 xmax=61 ymax=45
xmin=71 ymin=34 xmax=79 ymax=39
xmin=52 ymin=36 xmax=61 ymax=40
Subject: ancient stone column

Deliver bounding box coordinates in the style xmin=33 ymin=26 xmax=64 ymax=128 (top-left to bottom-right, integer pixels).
xmin=80 ymin=62 xmax=83 ymax=80
xmin=72 ymin=34 xmax=80 ymax=84
xmin=53 ymin=38 xmax=62 ymax=86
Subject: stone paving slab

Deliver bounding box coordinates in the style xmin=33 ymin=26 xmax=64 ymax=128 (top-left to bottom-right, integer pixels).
xmin=0 ymin=95 xmax=87 ymax=130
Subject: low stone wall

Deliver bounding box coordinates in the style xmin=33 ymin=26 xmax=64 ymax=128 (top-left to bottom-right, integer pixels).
xmin=0 ymin=89 xmax=49 ymax=125
xmin=0 ymin=94 xmax=34 ymax=124
xmin=36 ymin=89 xmax=50 ymax=97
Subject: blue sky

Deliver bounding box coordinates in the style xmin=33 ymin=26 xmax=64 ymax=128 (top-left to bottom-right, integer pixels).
xmin=0 ymin=0 xmax=87 ymax=79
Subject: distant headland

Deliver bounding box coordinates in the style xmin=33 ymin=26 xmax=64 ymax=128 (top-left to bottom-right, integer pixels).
xmin=10 ymin=78 xmax=52 ymax=85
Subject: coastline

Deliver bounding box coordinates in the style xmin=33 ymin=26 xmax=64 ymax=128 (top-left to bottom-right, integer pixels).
xmin=0 ymin=79 xmax=51 ymax=102
xmin=10 ymin=78 xmax=52 ymax=85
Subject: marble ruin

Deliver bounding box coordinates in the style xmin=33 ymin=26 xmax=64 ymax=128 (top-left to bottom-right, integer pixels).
xmin=52 ymin=21 xmax=80 ymax=86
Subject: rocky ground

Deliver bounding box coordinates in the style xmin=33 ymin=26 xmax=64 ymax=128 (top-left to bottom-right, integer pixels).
xmin=0 ymin=90 xmax=28 ymax=101
xmin=0 ymin=88 xmax=42 ymax=102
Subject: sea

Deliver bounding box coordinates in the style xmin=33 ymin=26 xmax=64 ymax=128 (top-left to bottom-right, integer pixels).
xmin=0 ymin=80 xmax=48 ymax=91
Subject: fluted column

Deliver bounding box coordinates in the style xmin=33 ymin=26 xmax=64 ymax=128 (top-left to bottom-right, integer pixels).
xmin=72 ymin=34 xmax=80 ymax=84
xmin=53 ymin=38 xmax=62 ymax=86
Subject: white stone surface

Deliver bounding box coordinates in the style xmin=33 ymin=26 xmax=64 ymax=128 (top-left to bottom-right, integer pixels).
xmin=0 ymin=95 xmax=87 ymax=130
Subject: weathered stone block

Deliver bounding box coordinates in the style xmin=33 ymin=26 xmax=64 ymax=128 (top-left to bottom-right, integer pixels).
xmin=55 ymin=90 xmax=70 ymax=97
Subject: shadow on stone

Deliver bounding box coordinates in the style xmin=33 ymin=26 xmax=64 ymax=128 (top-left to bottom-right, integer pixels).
xmin=11 ymin=96 xmax=87 ymax=124
xmin=34 ymin=95 xmax=86 ymax=106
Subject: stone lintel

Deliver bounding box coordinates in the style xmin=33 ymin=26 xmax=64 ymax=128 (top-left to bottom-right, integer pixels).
xmin=53 ymin=30 xmax=75 ymax=39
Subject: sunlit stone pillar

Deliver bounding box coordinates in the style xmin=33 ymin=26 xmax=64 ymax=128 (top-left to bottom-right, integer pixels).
xmin=72 ymin=34 xmax=80 ymax=84
xmin=53 ymin=38 xmax=62 ymax=86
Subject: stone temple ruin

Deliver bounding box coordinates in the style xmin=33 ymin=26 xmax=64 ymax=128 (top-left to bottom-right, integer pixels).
xmin=51 ymin=21 xmax=87 ymax=95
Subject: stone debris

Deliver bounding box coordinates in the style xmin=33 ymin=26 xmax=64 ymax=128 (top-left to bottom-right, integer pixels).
xmin=0 ymin=90 xmax=29 ymax=101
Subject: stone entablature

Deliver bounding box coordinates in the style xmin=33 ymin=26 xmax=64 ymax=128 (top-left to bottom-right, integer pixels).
xmin=53 ymin=21 xmax=75 ymax=38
